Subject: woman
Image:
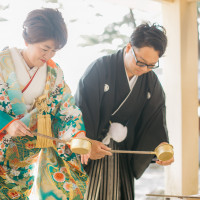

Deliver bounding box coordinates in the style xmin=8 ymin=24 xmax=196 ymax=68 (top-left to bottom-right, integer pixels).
xmin=0 ymin=8 xmax=89 ymax=200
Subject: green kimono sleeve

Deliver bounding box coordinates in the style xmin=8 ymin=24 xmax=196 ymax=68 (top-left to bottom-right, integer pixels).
xmin=0 ymin=110 xmax=15 ymax=131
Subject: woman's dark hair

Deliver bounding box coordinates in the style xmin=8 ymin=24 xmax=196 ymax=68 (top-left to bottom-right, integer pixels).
xmin=22 ymin=8 xmax=67 ymax=49
xmin=129 ymin=23 xmax=167 ymax=57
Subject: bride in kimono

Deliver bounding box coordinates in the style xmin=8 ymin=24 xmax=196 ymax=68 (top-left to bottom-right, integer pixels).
xmin=0 ymin=8 xmax=89 ymax=200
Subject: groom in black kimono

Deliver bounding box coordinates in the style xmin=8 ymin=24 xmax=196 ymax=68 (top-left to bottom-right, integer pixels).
xmin=75 ymin=23 xmax=174 ymax=200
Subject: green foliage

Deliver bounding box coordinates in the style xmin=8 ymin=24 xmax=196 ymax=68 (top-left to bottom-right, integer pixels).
xmin=45 ymin=0 xmax=58 ymax=3
xmin=42 ymin=0 xmax=63 ymax=9
xmin=0 ymin=3 xmax=9 ymax=21
xmin=0 ymin=4 xmax=9 ymax=10
xmin=78 ymin=9 xmax=136 ymax=54
xmin=0 ymin=17 xmax=7 ymax=21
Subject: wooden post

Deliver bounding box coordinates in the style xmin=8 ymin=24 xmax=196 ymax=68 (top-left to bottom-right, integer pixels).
xmin=161 ymin=0 xmax=199 ymax=197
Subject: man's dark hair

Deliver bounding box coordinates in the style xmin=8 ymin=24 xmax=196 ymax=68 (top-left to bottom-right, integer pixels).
xmin=22 ymin=8 xmax=67 ymax=49
xmin=129 ymin=23 xmax=167 ymax=57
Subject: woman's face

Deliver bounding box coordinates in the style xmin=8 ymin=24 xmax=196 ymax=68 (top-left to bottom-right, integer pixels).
xmin=23 ymin=40 xmax=58 ymax=68
xmin=124 ymin=43 xmax=159 ymax=78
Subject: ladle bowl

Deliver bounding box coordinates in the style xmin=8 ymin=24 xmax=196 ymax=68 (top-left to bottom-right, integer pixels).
xmin=154 ymin=143 xmax=174 ymax=161
xmin=33 ymin=132 xmax=92 ymax=155
xmin=70 ymin=138 xmax=92 ymax=154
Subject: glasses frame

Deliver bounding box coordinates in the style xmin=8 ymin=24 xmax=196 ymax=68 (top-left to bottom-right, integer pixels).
xmin=131 ymin=47 xmax=159 ymax=69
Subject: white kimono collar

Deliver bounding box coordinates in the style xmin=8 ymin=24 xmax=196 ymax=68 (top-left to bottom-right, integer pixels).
xmin=10 ymin=47 xmax=47 ymax=112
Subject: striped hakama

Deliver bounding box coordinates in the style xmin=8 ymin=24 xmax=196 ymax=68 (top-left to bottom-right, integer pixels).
xmin=84 ymin=140 xmax=135 ymax=200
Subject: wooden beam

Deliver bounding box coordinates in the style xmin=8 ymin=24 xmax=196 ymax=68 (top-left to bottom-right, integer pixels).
xmin=187 ymin=0 xmax=199 ymax=2
xmin=146 ymin=194 xmax=200 ymax=199
xmin=153 ymin=0 xmax=175 ymax=3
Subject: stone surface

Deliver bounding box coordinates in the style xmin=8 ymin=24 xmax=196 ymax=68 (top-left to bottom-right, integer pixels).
xmin=135 ymin=163 xmax=200 ymax=200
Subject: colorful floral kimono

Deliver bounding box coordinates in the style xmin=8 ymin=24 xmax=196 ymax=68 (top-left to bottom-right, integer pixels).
xmin=0 ymin=48 xmax=88 ymax=200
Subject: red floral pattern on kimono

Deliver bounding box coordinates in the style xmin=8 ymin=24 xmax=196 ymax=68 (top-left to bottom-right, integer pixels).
xmin=0 ymin=48 xmax=88 ymax=200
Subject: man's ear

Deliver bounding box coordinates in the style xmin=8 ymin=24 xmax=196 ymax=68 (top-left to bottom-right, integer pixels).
xmin=125 ymin=43 xmax=132 ymax=53
xmin=24 ymin=41 xmax=28 ymax=47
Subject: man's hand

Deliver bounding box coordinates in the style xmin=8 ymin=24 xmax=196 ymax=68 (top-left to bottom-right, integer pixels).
xmin=88 ymin=139 xmax=112 ymax=160
xmin=156 ymin=142 xmax=174 ymax=166
xmin=5 ymin=120 xmax=33 ymax=137
xmin=77 ymin=134 xmax=112 ymax=164
xmin=156 ymin=157 xmax=174 ymax=166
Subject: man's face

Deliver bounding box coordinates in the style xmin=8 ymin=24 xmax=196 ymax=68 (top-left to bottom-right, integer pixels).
xmin=124 ymin=43 xmax=160 ymax=78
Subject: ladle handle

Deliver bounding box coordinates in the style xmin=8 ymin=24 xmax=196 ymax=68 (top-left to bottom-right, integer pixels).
xmin=110 ymin=150 xmax=156 ymax=155
xmin=32 ymin=132 xmax=70 ymax=145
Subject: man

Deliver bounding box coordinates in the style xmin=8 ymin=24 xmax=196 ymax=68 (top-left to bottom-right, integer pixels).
xmin=75 ymin=23 xmax=174 ymax=200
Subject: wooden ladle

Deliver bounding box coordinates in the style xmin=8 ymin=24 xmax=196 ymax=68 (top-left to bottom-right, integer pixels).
xmin=32 ymin=132 xmax=92 ymax=155
xmin=110 ymin=143 xmax=174 ymax=161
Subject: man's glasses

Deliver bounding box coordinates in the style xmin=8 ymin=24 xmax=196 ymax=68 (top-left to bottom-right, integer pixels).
xmin=131 ymin=48 xmax=159 ymax=69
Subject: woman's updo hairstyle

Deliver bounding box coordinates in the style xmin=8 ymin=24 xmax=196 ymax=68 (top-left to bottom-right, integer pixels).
xmin=22 ymin=8 xmax=67 ymax=49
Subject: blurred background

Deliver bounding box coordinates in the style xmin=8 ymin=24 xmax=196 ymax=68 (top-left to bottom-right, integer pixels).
xmin=0 ymin=0 xmax=163 ymax=93
xmin=0 ymin=0 xmax=199 ymax=199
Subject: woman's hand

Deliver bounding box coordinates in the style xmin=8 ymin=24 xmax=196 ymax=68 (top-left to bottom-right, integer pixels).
xmin=5 ymin=120 xmax=33 ymax=137
xmin=75 ymin=133 xmax=91 ymax=164
xmin=81 ymin=153 xmax=91 ymax=165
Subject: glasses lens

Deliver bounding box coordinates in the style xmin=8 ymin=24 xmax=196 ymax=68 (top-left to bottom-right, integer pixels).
xmin=136 ymin=62 xmax=147 ymax=67
xmin=132 ymin=47 xmax=159 ymax=69
xmin=148 ymin=62 xmax=159 ymax=69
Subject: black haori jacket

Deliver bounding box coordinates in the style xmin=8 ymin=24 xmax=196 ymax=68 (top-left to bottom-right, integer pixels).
xmin=75 ymin=49 xmax=169 ymax=179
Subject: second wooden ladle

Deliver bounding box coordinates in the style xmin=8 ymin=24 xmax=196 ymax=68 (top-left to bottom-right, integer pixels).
xmin=110 ymin=143 xmax=174 ymax=161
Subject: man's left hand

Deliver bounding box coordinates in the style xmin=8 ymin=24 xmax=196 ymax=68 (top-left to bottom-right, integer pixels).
xmin=156 ymin=142 xmax=174 ymax=166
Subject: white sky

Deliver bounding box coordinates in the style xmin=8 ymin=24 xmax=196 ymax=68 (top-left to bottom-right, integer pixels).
xmin=0 ymin=1 xmax=168 ymax=199
xmin=0 ymin=0 xmax=162 ymax=93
